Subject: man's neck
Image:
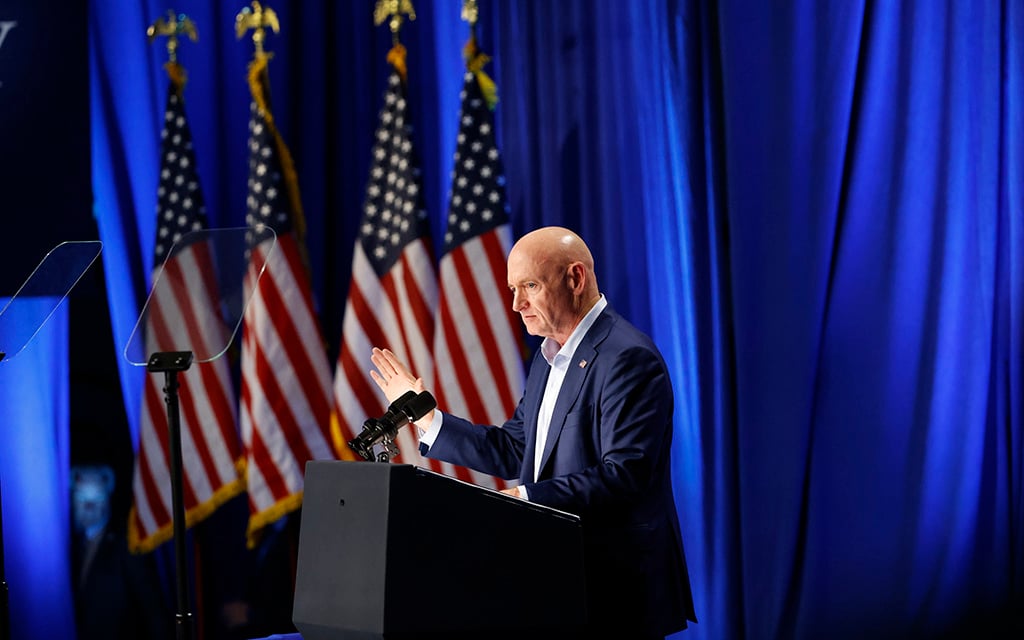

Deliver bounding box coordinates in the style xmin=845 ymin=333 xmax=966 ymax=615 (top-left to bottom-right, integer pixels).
xmin=564 ymin=294 xmax=601 ymax=337
xmin=548 ymin=294 xmax=605 ymax=351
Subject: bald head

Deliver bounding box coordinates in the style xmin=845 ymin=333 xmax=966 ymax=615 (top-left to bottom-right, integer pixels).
xmin=507 ymin=227 xmax=601 ymax=344
xmin=510 ymin=227 xmax=595 ymax=274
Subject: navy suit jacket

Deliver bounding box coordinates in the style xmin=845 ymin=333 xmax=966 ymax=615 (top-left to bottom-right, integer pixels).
xmin=424 ymin=305 xmax=696 ymax=635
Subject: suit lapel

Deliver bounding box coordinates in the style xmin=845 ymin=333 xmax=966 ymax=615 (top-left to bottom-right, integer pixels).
xmin=534 ymin=309 xmax=616 ymax=478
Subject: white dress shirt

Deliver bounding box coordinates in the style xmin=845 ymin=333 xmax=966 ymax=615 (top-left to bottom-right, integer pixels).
xmin=531 ymin=295 xmax=607 ymax=480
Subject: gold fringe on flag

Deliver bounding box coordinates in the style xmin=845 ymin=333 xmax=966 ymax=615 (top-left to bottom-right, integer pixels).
xmin=463 ymin=34 xmax=498 ymax=109
xmin=129 ymin=458 xmax=247 ymax=554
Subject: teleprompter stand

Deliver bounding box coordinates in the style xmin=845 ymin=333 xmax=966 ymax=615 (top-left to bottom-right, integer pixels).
xmin=123 ymin=226 xmax=276 ymax=640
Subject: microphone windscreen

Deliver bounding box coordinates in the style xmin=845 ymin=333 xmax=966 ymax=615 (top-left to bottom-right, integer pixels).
xmin=388 ymin=390 xmax=418 ymax=411
xmin=401 ymin=391 xmax=437 ymax=422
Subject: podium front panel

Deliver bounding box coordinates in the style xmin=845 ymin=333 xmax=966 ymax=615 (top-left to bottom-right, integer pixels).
xmin=294 ymin=462 xmax=586 ymax=639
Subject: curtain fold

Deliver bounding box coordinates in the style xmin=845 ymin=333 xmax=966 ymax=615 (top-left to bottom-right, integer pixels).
xmin=704 ymin=1 xmax=1023 ymax=637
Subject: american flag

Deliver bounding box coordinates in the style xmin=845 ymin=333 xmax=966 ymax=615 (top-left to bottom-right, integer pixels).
xmin=240 ymin=55 xmax=338 ymax=545
xmin=129 ymin=65 xmax=246 ymax=553
xmin=333 ymin=46 xmax=442 ymax=470
xmin=432 ymin=46 xmax=525 ymax=490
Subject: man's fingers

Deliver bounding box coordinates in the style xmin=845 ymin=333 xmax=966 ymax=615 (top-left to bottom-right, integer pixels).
xmin=370 ymin=349 xmax=393 ymax=376
xmin=369 ymin=370 xmax=385 ymax=391
xmin=382 ymin=352 xmax=404 ymax=376
xmin=374 ymin=347 xmax=417 ymax=381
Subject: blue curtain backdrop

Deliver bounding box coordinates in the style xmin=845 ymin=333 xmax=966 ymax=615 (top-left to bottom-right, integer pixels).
xmin=81 ymin=1 xmax=1024 ymax=638
xmin=0 ymin=300 xmax=75 ymax=640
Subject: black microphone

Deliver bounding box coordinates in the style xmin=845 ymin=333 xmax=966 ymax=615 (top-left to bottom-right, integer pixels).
xmin=348 ymin=390 xmax=437 ymax=461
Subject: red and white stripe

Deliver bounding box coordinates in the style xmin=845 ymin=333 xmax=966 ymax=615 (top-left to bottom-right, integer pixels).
xmin=240 ymin=234 xmax=337 ymax=541
xmin=432 ymin=225 xmax=524 ymax=489
xmin=333 ymin=238 xmax=443 ymax=470
xmin=129 ymin=242 xmax=244 ymax=552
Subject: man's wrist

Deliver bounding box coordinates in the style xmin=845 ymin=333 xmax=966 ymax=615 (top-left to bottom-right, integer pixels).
xmin=417 ymin=409 xmax=444 ymax=448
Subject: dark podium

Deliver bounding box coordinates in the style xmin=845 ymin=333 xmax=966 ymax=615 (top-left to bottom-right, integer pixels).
xmin=293 ymin=462 xmax=586 ymax=639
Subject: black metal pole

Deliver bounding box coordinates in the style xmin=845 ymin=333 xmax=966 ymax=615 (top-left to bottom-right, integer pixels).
xmin=164 ymin=369 xmax=193 ymax=640
xmin=148 ymin=351 xmax=194 ymax=640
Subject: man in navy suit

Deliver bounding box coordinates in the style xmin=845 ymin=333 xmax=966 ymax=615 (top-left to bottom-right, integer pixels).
xmin=370 ymin=227 xmax=696 ymax=637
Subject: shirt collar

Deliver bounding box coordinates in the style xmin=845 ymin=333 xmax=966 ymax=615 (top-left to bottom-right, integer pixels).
xmin=540 ymin=295 xmax=607 ymax=365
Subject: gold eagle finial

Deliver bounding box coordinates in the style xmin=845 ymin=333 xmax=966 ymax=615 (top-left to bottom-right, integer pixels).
xmin=374 ymin=0 xmax=416 ymax=43
xmin=461 ymin=0 xmax=479 ymax=27
xmin=146 ymin=11 xmax=198 ymax=63
xmin=235 ymin=1 xmax=280 ymax=56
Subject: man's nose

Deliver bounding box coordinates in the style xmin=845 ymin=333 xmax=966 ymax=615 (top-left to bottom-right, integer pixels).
xmin=512 ymin=291 xmax=525 ymax=312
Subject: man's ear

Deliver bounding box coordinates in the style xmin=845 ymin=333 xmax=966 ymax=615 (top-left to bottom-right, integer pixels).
xmin=566 ymin=262 xmax=586 ymax=293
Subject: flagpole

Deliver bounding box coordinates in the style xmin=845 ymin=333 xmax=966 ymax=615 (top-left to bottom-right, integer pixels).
xmin=146 ymin=14 xmax=200 ymax=640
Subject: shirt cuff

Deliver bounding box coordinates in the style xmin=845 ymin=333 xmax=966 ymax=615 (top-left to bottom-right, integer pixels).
xmin=417 ymin=409 xmax=444 ymax=449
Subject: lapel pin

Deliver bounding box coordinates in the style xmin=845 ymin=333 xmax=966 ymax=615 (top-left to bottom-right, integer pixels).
xmin=578 ymin=359 xmax=588 ymax=369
